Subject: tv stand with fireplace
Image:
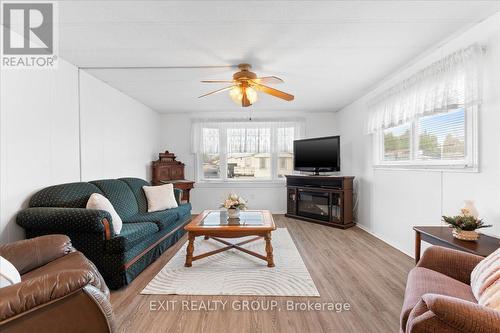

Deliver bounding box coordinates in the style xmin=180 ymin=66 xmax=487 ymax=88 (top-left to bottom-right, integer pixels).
xmin=285 ymin=175 xmax=355 ymax=229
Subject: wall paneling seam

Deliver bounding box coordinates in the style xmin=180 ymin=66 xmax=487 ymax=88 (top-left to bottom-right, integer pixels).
xmin=77 ymin=68 xmax=82 ymax=181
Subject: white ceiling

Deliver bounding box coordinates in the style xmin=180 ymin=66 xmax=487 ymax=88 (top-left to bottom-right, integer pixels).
xmin=56 ymin=1 xmax=500 ymax=113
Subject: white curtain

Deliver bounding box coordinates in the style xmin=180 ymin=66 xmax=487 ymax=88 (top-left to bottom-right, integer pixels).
xmin=367 ymin=44 xmax=484 ymax=133
xmin=227 ymin=128 xmax=271 ymax=153
xmin=191 ymin=118 xmax=305 ymax=154
xmin=277 ymin=127 xmax=295 ymax=153
xmin=201 ymin=128 xmax=219 ymax=154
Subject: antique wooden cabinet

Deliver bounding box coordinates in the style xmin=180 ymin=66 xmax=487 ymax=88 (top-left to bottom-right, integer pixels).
xmin=152 ymin=151 xmax=194 ymax=202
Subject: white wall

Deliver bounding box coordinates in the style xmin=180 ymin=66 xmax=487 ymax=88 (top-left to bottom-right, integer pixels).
xmin=159 ymin=111 xmax=338 ymax=214
xmin=336 ymin=12 xmax=500 ymax=257
xmin=79 ymin=71 xmax=160 ymax=181
xmin=0 ymin=59 xmax=81 ymax=243
xmin=0 ymin=62 xmax=160 ymax=244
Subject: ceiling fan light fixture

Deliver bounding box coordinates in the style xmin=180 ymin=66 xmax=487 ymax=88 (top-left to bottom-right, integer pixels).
xmin=200 ymin=63 xmax=293 ymax=107
xmin=229 ymin=86 xmax=243 ymax=104
xmin=229 ymin=85 xmax=258 ymax=106
xmin=245 ymin=86 xmax=258 ymax=104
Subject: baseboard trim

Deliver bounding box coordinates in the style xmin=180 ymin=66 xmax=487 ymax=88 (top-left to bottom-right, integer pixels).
xmin=356 ymin=223 xmax=414 ymax=259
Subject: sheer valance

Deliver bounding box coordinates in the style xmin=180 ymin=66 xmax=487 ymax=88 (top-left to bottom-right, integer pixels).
xmin=227 ymin=128 xmax=271 ymax=153
xmin=367 ymin=44 xmax=484 ymax=133
xmin=191 ymin=119 xmax=305 ymax=154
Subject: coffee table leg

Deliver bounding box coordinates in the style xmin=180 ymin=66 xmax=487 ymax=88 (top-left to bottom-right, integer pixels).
xmin=265 ymin=232 xmax=275 ymax=267
xmin=185 ymin=233 xmax=195 ymax=267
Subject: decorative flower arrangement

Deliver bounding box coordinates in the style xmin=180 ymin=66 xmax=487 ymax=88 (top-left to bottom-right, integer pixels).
xmin=221 ymin=193 xmax=247 ymax=210
xmin=220 ymin=193 xmax=247 ymax=219
xmin=442 ymin=207 xmax=491 ymax=241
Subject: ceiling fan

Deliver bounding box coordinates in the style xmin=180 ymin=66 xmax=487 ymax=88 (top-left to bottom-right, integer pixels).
xmin=198 ymin=63 xmax=294 ymax=107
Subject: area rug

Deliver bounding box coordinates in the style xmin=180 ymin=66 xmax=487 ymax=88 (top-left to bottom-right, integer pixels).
xmin=141 ymin=228 xmax=320 ymax=296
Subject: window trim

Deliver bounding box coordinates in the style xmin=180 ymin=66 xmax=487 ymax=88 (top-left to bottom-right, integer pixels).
xmin=373 ymin=107 xmax=478 ymax=172
xmin=195 ymin=125 xmax=296 ymax=183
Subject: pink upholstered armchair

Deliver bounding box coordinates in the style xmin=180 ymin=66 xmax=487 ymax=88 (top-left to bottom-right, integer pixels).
xmin=401 ymin=246 xmax=500 ymax=333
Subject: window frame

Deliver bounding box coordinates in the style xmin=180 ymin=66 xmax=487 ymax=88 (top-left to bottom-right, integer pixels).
xmin=373 ymin=107 xmax=478 ymax=171
xmin=196 ymin=125 xmax=296 ymax=183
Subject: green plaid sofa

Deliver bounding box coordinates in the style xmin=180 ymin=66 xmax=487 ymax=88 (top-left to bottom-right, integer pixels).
xmin=16 ymin=178 xmax=191 ymax=289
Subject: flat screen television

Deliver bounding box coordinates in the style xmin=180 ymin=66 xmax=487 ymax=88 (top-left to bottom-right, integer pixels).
xmin=293 ymin=136 xmax=340 ymax=175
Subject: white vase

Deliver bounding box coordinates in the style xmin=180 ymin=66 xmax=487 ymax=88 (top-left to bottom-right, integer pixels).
xmin=462 ymin=200 xmax=479 ymax=218
xmin=227 ymin=208 xmax=240 ymax=219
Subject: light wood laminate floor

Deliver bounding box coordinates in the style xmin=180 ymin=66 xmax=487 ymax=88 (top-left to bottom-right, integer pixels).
xmin=111 ymin=215 xmax=413 ymax=333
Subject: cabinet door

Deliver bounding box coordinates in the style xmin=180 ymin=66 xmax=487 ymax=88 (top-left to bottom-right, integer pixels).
xmin=159 ymin=168 xmax=171 ymax=180
xmin=171 ymin=166 xmax=183 ymax=180
xmin=287 ymin=188 xmax=297 ymax=215
xmin=330 ymin=192 xmax=343 ymax=223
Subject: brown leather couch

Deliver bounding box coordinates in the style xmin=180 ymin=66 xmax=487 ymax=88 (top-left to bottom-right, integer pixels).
xmin=0 ymin=235 xmax=115 ymax=333
xmin=401 ymin=246 xmax=500 ymax=333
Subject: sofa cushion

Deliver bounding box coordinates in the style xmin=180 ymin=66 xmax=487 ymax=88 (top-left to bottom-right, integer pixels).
xmin=29 ymin=182 xmax=103 ymax=208
xmin=122 ymin=217 xmax=188 ymax=264
xmin=471 ymin=247 xmax=500 ymax=311
xmin=143 ymin=184 xmax=178 ymax=212
xmin=90 ymin=179 xmax=139 ymax=220
xmin=124 ymin=209 xmax=179 ymax=230
xmin=105 ymin=222 xmax=159 ymax=253
xmin=86 ymin=193 xmax=123 ymax=234
xmin=119 ymin=178 xmax=150 ymax=213
xmin=0 ymin=256 xmax=21 ymax=288
xmin=401 ymin=267 xmax=477 ymax=332
xmin=175 ymin=203 xmax=192 ymax=219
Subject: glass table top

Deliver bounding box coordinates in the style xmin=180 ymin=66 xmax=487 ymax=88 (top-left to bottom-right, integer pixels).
xmin=200 ymin=211 xmax=265 ymax=226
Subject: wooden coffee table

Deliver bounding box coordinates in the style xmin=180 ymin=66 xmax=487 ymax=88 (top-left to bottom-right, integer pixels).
xmin=184 ymin=210 xmax=276 ymax=267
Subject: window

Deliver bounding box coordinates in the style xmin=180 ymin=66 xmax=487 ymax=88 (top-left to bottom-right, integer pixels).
xmin=201 ymin=128 xmax=220 ymax=179
xmin=416 ymin=109 xmax=465 ymax=161
xmin=376 ymin=108 xmax=476 ymax=169
xmin=277 ymin=127 xmax=295 ymax=178
xmin=368 ymin=44 xmax=482 ymax=170
xmin=383 ymin=123 xmax=411 ymax=161
xmin=227 ymin=128 xmax=271 ymax=180
xmin=194 ymin=121 xmax=302 ymax=181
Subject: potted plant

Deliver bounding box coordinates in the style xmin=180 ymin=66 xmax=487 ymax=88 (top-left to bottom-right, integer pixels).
xmin=442 ymin=207 xmax=491 ymax=241
xmin=221 ymin=193 xmax=247 ymax=219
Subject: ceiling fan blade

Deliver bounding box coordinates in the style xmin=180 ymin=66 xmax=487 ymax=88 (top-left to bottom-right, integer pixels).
xmin=201 ymin=80 xmax=235 ymax=83
xmin=252 ymin=83 xmax=294 ymax=101
xmin=251 ymin=76 xmax=284 ymax=84
xmin=198 ymin=85 xmax=236 ymax=98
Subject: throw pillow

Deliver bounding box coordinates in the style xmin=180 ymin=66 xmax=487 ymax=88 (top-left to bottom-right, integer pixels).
xmin=471 ymin=247 xmax=500 ymax=311
xmin=86 ymin=193 xmax=123 ymax=234
xmin=0 ymin=256 xmax=21 ymax=288
xmin=143 ymin=184 xmax=178 ymax=212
